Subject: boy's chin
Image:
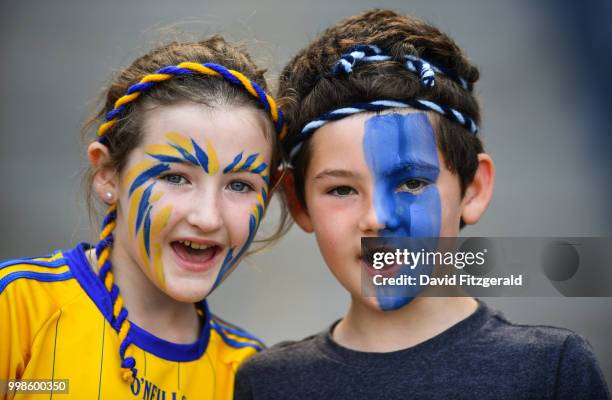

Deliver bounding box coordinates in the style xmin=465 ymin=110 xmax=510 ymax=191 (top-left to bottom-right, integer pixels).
xmin=359 ymin=294 xmax=416 ymax=312
xmin=377 ymin=295 xmax=415 ymax=311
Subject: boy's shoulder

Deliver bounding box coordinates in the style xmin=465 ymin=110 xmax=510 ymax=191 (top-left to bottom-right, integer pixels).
xmin=237 ymin=331 xmax=325 ymax=376
xmin=476 ymin=303 xmax=582 ymax=350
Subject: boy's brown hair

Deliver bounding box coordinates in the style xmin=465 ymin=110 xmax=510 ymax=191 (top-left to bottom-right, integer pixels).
xmin=278 ymin=9 xmax=484 ymax=206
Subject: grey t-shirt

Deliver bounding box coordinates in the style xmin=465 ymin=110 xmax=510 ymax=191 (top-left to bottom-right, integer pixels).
xmin=235 ymin=302 xmax=609 ymax=399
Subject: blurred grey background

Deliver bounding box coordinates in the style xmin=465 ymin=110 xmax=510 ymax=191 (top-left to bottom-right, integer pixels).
xmin=2 ymin=0 xmax=611 ymax=386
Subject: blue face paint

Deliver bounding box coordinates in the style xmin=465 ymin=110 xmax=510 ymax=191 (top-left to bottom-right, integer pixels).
xmin=363 ymin=112 xmax=441 ymax=310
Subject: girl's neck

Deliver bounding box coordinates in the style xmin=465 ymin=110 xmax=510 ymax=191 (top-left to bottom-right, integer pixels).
xmin=332 ymin=296 xmax=478 ymax=353
xmin=87 ymin=247 xmax=201 ymax=344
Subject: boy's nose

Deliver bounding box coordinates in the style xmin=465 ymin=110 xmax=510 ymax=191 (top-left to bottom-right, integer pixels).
xmin=186 ymin=191 xmax=223 ymax=233
xmin=358 ymin=197 xmax=386 ymax=234
xmin=361 ymin=192 xmax=401 ymax=234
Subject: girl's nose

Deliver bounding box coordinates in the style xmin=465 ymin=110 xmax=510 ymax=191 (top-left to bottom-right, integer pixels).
xmin=186 ymin=191 xmax=223 ymax=233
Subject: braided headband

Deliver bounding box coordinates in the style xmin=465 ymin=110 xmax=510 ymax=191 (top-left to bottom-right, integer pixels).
xmin=289 ymin=99 xmax=478 ymax=160
xmin=98 ymin=61 xmax=287 ymax=141
xmin=288 ymin=45 xmax=477 ymax=161
xmin=333 ymin=44 xmax=471 ymax=91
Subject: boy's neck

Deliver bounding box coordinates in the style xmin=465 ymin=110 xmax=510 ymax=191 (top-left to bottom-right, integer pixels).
xmin=332 ymin=296 xmax=478 ymax=353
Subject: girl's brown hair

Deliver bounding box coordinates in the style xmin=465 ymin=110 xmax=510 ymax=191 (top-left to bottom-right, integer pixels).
xmin=278 ymin=9 xmax=484 ymax=205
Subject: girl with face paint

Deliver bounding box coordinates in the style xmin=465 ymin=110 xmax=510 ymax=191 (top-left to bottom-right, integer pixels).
xmin=234 ymin=10 xmax=610 ymax=400
xmin=0 ymin=36 xmax=289 ymax=399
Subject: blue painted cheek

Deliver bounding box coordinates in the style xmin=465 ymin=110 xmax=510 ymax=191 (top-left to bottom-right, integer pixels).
xmin=363 ymin=112 xmax=441 ymax=311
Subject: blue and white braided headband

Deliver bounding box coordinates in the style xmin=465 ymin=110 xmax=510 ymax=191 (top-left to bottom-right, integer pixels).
xmin=289 ymin=99 xmax=478 ymax=160
xmin=288 ymin=45 xmax=477 ymax=161
xmin=333 ymin=44 xmax=471 ymax=91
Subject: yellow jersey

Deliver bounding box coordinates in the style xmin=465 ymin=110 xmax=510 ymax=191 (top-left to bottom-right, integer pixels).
xmin=0 ymin=243 xmax=264 ymax=399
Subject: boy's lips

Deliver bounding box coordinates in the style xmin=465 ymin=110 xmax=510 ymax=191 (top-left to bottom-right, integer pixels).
xmin=170 ymin=238 xmax=223 ymax=273
xmin=360 ymin=246 xmax=403 ymax=279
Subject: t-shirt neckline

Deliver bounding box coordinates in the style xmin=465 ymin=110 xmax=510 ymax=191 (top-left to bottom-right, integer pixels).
xmin=317 ymin=300 xmax=491 ymax=368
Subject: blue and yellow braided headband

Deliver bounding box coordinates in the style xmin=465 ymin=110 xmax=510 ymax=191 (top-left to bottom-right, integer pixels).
xmin=98 ymin=61 xmax=287 ymax=141
xmin=95 ymin=62 xmax=285 ymax=384
xmin=289 ymin=45 xmax=477 ymax=161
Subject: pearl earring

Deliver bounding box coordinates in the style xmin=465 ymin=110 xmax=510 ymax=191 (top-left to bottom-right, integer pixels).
xmin=105 ymin=192 xmax=114 ymax=201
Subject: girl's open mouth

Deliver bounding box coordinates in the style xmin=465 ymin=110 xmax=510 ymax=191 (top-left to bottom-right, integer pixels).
xmin=170 ymin=240 xmax=221 ymax=272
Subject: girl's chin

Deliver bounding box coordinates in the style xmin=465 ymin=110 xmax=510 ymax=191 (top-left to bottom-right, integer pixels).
xmin=157 ymin=269 xmax=219 ymax=303
xmin=161 ymin=282 xmax=214 ymax=303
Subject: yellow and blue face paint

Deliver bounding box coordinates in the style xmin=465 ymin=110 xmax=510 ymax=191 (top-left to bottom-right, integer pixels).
xmin=124 ymin=132 xmax=223 ymax=288
xmin=125 ymin=132 xmax=269 ymax=291
xmin=212 ymin=151 xmax=269 ymax=290
xmin=124 ymin=162 xmax=172 ymax=288
xmin=363 ymin=112 xmax=441 ymax=310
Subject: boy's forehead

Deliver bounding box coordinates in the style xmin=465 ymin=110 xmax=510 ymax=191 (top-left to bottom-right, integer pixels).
xmin=308 ymin=110 xmax=440 ymax=170
xmin=308 ymin=115 xmax=369 ymax=173
xmin=363 ymin=112 xmax=439 ymax=171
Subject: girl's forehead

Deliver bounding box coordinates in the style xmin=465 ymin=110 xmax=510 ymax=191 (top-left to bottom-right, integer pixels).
xmin=140 ymin=103 xmax=272 ymax=159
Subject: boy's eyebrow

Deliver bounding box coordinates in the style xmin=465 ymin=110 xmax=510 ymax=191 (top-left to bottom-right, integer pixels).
xmin=382 ymin=161 xmax=439 ymax=177
xmin=313 ymin=169 xmax=363 ymax=180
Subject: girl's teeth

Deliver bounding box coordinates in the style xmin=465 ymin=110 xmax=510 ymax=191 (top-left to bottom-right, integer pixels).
xmin=179 ymin=240 xmax=211 ymax=250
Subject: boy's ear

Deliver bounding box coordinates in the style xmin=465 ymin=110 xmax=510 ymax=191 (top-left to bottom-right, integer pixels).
xmin=88 ymin=142 xmax=119 ymax=204
xmin=461 ymin=153 xmax=495 ymax=225
xmin=283 ymin=171 xmax=314 ymax=233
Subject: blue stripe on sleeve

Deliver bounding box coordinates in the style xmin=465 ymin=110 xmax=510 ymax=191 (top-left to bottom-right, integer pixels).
xmin=0 ymin=270 xmax=73 ymax=293
xmin=0 ymin=258 xmax=67 ymax=270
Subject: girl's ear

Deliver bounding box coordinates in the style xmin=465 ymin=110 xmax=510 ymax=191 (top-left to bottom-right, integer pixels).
xmin=461 ymin=153 xmax=495 ymax=225
xmin=88 ymin=142 xmax=119 ymax=204
xmin=283 ymin=171 xmax=313 ymax=233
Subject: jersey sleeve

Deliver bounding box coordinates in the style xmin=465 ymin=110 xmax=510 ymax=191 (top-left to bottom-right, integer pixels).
xmin=0 ymin=277 xmax=30 ymax=384
xmin=1 ymin=254 xmax=73 ymax=385
xmin=554 ymin=333 xmax=610 ymax=399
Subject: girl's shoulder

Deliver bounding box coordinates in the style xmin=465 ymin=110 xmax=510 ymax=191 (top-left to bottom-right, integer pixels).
xmin=208 ymin=313 xmax=266 ymax=358
xmin=0 ymin=247 xmax=81 ymax=304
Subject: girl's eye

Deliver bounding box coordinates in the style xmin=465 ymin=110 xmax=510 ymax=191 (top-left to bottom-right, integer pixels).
xmin=397 ymin=179 xmax=428 ymax=194
xmin=227 ymin=181 xmax=254 ymax=193
xmin=328 ymin=186 xmax=356 ymax=197
xmin=161 ymin=174 xmax=189 ymax=186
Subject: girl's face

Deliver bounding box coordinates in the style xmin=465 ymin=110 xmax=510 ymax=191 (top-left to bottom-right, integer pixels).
xmin=111 ymin=102 xmax=272 ymax=303
xmin=300 ymin=111 xmax=463 ymax=311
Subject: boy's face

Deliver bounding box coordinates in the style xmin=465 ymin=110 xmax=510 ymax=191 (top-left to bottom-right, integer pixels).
xmin=301 ymin=111 xmax=463 ymax=310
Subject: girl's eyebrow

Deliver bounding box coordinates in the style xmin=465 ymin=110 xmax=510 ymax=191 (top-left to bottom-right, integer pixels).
xmin=223 ymin=152 xmax=270 ymax=184
xmin=313 ymin=169 xmax=363 ymax=180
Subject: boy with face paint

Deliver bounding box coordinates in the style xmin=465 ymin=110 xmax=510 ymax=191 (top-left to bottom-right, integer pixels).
xmin=234 ymin=10 xmax=610 ymax=400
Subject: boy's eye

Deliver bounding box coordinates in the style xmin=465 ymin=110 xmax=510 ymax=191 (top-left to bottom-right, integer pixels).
xmin=227 ymin=181 xmax=254 ymax=193
xmin=328 ymin=186 xmax=356 ymax=197
xmin=161 ymin=174 xmax=189 ymax=186
xmin=397 ymin=179 xmax=428 ymax=194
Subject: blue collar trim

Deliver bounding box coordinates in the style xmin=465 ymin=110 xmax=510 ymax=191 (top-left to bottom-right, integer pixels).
xmin=64 ymin=243 xmax=211 ymax=362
